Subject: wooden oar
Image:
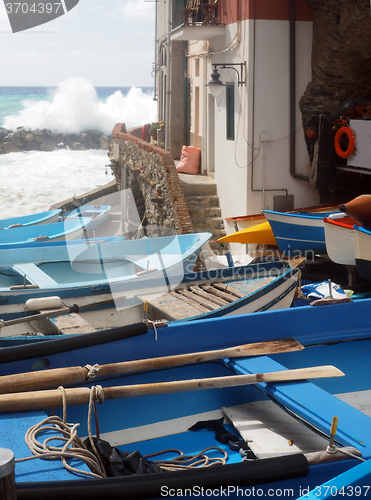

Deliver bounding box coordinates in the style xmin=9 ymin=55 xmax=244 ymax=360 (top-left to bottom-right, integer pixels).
xmin=1 ymin=297 xmax=115 ymax=328
xmin=0 ymin=365 xmax=344 ymax=413
xmin=0 ymin=338 xmax=304 ymax=394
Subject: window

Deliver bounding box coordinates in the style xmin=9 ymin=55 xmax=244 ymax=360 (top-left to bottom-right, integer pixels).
xmin=226 ymin=83 xmax=234 ymax=141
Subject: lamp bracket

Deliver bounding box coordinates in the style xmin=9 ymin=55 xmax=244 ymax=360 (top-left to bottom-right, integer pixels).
xmin=212 ymin=62 xmax=246 ymax=86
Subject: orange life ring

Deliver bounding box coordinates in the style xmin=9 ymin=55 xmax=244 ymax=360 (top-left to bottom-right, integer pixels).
xmin=334 ymin=126 xmax=355 ymax=159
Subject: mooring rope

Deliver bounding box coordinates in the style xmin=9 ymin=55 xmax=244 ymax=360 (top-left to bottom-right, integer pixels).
xmin=14 ymin=386 xmax=106 ymax=478
xmin=15 ymin=385 xmax=229 ymax=478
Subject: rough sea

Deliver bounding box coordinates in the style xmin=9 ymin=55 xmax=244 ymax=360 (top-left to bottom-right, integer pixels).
xmin=0 ymin=78 xmax=157 ymax=218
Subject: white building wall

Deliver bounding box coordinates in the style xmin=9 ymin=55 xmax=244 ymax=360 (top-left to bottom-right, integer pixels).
xmin=200 ymin=19 xmax=318 ymax=226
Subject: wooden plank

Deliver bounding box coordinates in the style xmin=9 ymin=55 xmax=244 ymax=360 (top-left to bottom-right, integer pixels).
xmin=188 ymin=286 xmax=229 ymax=306
xmin=213 ymin=282 xmax=246 ymax=298
xmin=146 ymin=292 xmax=204 ymax=320
xmin=176 ymin=289 xmax=217 ymax=310
xmin=48 ymin=313 xmax=96 ymax=335
xmin=201 ymin=284 xmax=238 ymax=303
xmin=223 ymin=400 xmax=330 ymax=459
xmin=169 ymin=291 xmax=209 ymax=313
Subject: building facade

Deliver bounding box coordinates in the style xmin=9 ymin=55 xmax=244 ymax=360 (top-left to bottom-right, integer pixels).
xmin=155 ymin=0 xmax=320 ymax=226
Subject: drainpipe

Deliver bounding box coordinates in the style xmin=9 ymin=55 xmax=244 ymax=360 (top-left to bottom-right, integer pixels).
xmin=165 ymin=0 xmax=171 ymax=150
xmin=183 ymin=41 xmax=188 ymax=146
xmin=153 ymin=0 xmax=158 ymax=101
xmin=289 ymin=0 xmax=309 ymax=181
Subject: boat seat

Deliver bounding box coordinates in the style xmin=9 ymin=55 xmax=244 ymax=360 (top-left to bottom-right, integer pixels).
xmin=46 ymin=312 xmax=97 ymax=335
xmin=14 ymin=263 xmax=58 ymax=288
xmin=223 ymin=400 xmax=329 ymax=459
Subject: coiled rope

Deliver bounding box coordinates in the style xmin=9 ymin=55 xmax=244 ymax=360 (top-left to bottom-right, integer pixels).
xmin=15 ymin=386 xmax=107 ymax=478
xmin=144 ymin=447 xmax=228 ymax=471
xmin=14 ymin=385 xmax=229 ymax=478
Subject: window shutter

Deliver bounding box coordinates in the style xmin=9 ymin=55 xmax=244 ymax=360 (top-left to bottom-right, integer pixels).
xmin=226 ymin=83 xmax=235 ymax=141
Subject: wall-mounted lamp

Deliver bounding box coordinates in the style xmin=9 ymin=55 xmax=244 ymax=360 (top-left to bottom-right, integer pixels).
xmin=205 ymin=62 xmax=246 ymax=98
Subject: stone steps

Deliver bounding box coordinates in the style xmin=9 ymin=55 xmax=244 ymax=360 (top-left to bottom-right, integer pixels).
xmin=177 ymin=174 xmax=227 ymax=267
xmin=186 ymin=195 xmax=221 ymax=209
xmin=188 ymin=206 xmax=222 ymax=218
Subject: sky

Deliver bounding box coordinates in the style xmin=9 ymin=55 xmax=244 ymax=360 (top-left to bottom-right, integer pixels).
xmin=0 ymin=0 xmax=156 ymax=87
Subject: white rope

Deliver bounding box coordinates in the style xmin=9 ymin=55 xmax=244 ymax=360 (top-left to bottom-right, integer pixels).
xmin=15 ymin=385 xmax=230 ymax=478
xmin=84 ymin=364 xmax=100 ymax=381
xmin=144 ymin=447 xmax=228 ymax=471
xmin=15 ymin=386 xmax=107 ymax=478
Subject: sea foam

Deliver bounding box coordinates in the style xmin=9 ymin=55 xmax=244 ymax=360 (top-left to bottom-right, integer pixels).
xmin=0 ymin=149 xmax=114 ymax=218
xmin=2 ymin=77 xmax=157 ymax=135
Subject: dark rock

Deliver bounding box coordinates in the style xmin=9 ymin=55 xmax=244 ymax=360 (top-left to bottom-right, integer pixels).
xmin=8 ymin=136 xmax=26 ymax=148
xmin=24 ymin=133 xmax=34 ymax=142
xmin=1 ymin=142 xmax=21 ymax=153
xmin=25 ymin=141 xmax=40 ymax=151
xmin=39 ymin=137 xmax=58 ymax=152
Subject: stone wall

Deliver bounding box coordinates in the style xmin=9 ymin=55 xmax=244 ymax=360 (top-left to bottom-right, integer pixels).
xmin=109 ymin=123 xmax=194 ymax=236
xmin=0 ymin=126 xmax=111 ymax=153
xmin=300 ymin=0 xmax=371 ymax=126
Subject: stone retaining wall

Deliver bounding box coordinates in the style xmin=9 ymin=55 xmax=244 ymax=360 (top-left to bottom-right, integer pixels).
xmin=110 ymin=123 xmax=193 ymax=236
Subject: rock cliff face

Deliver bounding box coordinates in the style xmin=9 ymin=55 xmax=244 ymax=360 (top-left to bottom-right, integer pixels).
xmin=300 ymin=0 xmax=371 ymax=125
xmin=0 ymin=126 xmax=111 ymax=154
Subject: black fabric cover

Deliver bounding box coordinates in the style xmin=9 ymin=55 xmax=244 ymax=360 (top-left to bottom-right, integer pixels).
xmin=83 ymin=437 xmax=163 ymax=477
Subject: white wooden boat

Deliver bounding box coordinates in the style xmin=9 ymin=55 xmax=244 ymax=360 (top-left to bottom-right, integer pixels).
xmin=354 ymin=225 xmax=371 ymax=280
xmin=0 ymin=258 xmax=304 ymax=340
xmin=324 ymin=213 xmax=357 ymax=266
xmin=64 ymin=204 xmax=111 ymax=233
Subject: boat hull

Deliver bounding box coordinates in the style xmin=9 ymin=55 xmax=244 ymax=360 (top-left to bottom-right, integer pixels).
xmin=0 ymin=218 xmax=92 ymax=247
xmin=324 ymin=215 xmax=356 ymax=266
xmin=0 ymin=209 xmax=62 ymax=228
xmin=0 ymin=233 xmax=212 ymax=319
xmin=1 ymin=301 xmax=371 ymax=497
xmin=0 ymin=260 xmax=303 ymax=340
xmin=354 ymin=225 xmax=371 ymax=280
xmin=263 ymin=210 xmax=341 ymax=254
xmin=218 ymin=221 xmax=277 ymax=245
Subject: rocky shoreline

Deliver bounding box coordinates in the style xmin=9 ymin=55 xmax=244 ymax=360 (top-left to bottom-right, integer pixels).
xmin=0 ymin=126 xmax=111 ymax=153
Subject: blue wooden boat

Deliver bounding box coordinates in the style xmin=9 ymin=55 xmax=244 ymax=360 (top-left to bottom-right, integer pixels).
xmin=0 ymin=217 xmax=92 ymax=247
xmin=354 ymin=225 xmax=371 ymax=280
xmin=0 ymin=208 xmax=62 ymax=228
xmin=0 ymin=232 xmax=211 ymax=320
xmin=0 ymin=300 xmax=370 ymax=498
xmin=63 ymin=204 xmax=111 ymax=232
xmin=296 ymin=458 xmax=371 ymax=499
xmin=263 ymin=209 xmax=342 ymax=255
xmin=0 ymin=258 xmax=304 ymax=339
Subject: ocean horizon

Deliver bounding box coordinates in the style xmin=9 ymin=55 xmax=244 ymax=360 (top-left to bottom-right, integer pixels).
xmin=0 ymin=79 xmax=156 ymax=133
xmin=0 ymin=78 xmax=157 ymax=217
